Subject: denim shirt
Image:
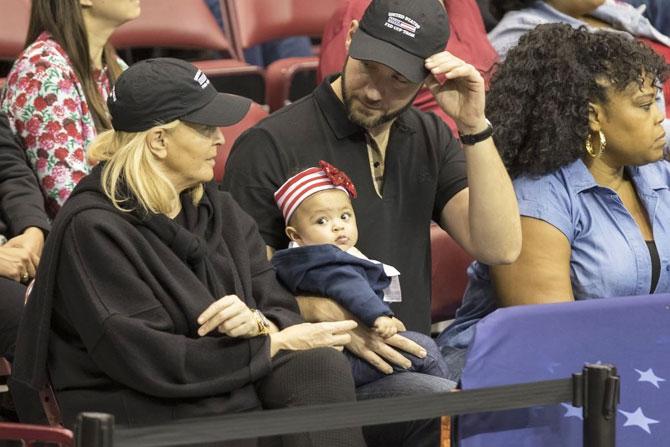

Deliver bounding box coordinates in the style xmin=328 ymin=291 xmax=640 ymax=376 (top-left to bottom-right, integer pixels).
xmin=488 ymin=0 xmax=670 ymax=60
xmin=625 ymin=0 xmax=670 ymax=37
xmin=437 ymin=159 xmax=670 ymax=350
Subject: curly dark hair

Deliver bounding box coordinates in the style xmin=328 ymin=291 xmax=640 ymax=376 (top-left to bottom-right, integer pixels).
xmin=489 ymin=0 xmax=536 ymax=21
xmin=487 ymin=24 xmax=669 ymax=178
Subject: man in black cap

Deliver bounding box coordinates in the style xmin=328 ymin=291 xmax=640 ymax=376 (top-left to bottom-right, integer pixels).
xmin=223 ymin=1 xmax=521 ymax=443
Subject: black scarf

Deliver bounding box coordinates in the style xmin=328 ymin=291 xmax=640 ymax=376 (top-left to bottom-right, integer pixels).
xmin=9 ymin=165 xmax=247 ymax=423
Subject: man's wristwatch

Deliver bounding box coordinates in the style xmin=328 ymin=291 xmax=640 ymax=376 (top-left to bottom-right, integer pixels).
xmin=251 ymin=309 xmax=271 ymax=336
xmin=459 ymin=119 xmax=493 ymax=146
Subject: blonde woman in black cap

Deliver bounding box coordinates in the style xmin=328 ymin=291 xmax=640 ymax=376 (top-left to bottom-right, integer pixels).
xmin=9 ymin=58 xmax=366 ymax=447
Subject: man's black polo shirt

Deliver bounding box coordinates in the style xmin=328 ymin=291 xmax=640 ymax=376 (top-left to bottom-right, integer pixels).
xmin=222 ymin=76 xmax=467 ymax=334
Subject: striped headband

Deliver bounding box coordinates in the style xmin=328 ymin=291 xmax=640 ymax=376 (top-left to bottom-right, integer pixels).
xmin=274 ymin=160 xmax=357 ymax=224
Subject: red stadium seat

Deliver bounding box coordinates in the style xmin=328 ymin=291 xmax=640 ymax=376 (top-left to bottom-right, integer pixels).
xmin=0 ymin=358 xmax=9 ymax=379
xmin=0 ymin=357 xmax=10 ymax=395
xmin=7 ymin=283 xmax=65 ymax=427
xmin=223 ymin=0 xmax=344 ymax=111
xmin=215 ymin=101 xmax=268 ymax=182
xmin=0 ymin=421 xmax=73 ymax=446
xmin=110 ymin=0 xmax=266 ymax=104
xmin=0 ymin=0 xmax=30 ymax=89
xmin=430 ymin=223 xmax=473 ymax=323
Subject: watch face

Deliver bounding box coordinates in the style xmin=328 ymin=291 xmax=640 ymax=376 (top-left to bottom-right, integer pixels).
xmin=258 ymin=311 xmax=270 ymax=327
xmin=254 ymin=310 xmax=271 ymax=335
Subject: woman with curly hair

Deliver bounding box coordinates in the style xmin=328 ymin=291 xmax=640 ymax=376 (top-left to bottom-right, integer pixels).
xmin=0 ymin=0 xmax=139 ymax=218
xmin=436 ymin=24 xmax=670 ymax=381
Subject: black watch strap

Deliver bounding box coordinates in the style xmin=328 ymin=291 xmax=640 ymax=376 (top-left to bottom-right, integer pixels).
xmin=459 ymin=119 xmax=493 ymax=146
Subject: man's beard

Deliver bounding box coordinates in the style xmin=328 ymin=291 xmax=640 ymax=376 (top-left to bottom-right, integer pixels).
xmin=341 ymin=63 xmax=418 ymax=129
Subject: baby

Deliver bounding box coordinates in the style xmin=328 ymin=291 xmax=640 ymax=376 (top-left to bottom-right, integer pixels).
xmin=272 ymin=161 xmax=448 ymax=386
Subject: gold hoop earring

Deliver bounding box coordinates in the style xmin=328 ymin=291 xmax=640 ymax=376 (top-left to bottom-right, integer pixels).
xmin=585 ymin=131 xmax=606 ymax=158
xmin=598 ymin=130 xmax=606 ymax=156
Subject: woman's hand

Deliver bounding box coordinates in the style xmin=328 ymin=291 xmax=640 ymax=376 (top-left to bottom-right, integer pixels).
xmin=269 ymin=320 xmax=357 ymax=357
xmin=0 ymin=244 xmax=39 ymax=283
xmin=5 ymin=227 xmax=45 ymax=263
xmin=197 ymin=295 xmax=258 ymax=338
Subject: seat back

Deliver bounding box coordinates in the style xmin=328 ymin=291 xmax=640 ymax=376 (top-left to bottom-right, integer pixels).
xmin=215 ymin=101 xmax=268 ymax=182
xmin=110 ymin=0 xmax=232 ymax=54
xmin=430 ymin=223 xmax=473 ymax=323
xmin=0 ymin=358 xmax=10 ymax=378
xmin=0 ymin=422 xmax=73 ymax=447
xmin=224 ymin=0 xmax=343 ymax=53
xmin=0 ymin=0 xmax=30 ymax=59
xmin=0 ymin=357 xmax=10 ymax=394
xmin=0 ymin=0 xmax=30 ymax=89
xmin=224 ymin=0 xmax=344 ymax=110
xmin=110 ymin=0 xmax=266 ymax=103
xmin=39 ymin=381 xmax=63 ymax=427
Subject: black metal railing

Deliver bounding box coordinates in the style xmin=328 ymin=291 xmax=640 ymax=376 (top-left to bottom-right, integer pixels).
xmin=73 ymin=363 xmax=619 ymax=447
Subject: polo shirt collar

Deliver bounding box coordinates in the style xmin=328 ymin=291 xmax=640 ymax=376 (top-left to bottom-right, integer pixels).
xmin=314 ymin=74 xmax=416 ymax=139
xmin=315 ymin=75 xmax=363 ymax=139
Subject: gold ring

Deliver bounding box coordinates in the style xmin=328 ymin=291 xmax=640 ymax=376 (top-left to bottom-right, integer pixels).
xmin=21 ymin=273 xmax=29 ymax=283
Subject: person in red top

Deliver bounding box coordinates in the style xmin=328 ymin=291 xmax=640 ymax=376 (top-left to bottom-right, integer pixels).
xmin=318 ymin=0 xmax=498 ymax=134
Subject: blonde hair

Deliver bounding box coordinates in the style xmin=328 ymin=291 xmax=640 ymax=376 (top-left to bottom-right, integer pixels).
xmin=87 ymin=120 xmax=204 ymax=215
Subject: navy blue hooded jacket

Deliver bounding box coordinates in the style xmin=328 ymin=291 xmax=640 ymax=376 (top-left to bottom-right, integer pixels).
xmin=272 ymin=244 xmax=394 ymax=326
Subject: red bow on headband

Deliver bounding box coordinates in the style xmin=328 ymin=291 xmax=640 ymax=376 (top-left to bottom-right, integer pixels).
xmin=319 ymin=160 xmax=357 ymax=198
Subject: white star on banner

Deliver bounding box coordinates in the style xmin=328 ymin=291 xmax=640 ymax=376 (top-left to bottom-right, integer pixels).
xmin=635 ymin=368 xmax=666 ymax=389
xmin=547 ymin=361 xmax=561 ymax=374
xmin=619 ymin=407 xmax=659 ymax=434
xmin=561 ymin=403 xmax=583 ymax=420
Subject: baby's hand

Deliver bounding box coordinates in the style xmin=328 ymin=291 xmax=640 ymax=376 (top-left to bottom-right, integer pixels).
xmin=392 ymin=317 xmax=406 ymax=333
xmin=373 ymin=316 xmax=398 ymax=338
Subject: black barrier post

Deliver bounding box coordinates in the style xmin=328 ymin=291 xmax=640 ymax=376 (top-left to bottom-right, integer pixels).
xmin=75 ymin=412 xmax=114 ymax=447
xmin=572 ymin=364 xmax=619 ymax=447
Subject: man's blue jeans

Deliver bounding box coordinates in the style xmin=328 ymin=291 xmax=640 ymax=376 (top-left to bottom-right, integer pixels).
xmin=346 ymin=331 xmax=449 ymax=386
xmin=356 ymin=371 xmax=456 ymax=447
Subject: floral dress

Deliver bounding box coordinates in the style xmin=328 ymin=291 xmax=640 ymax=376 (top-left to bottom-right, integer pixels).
xmin=1 ymin=32 xmax=123 ymax=218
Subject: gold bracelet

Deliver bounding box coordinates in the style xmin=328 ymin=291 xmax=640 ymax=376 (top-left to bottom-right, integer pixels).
xmin=251 ymin=309 xmax=271 ymax=336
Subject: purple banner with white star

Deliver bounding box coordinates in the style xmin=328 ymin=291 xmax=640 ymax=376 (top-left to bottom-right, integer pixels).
xmin=457 ymin=294 xmax=670 ymax=446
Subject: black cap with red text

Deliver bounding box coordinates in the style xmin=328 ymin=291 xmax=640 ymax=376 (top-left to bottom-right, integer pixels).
xmin=108 ymin=58 xmax=251 ymax=132
xmin=349 ymin=0 xmax=450 ymax=83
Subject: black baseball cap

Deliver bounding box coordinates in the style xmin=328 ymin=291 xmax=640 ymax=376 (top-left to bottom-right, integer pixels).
xmin=349 ymin=0 xmax=450 ymax=83
xmin=108 ymin=58 xmax=251 ymax=132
